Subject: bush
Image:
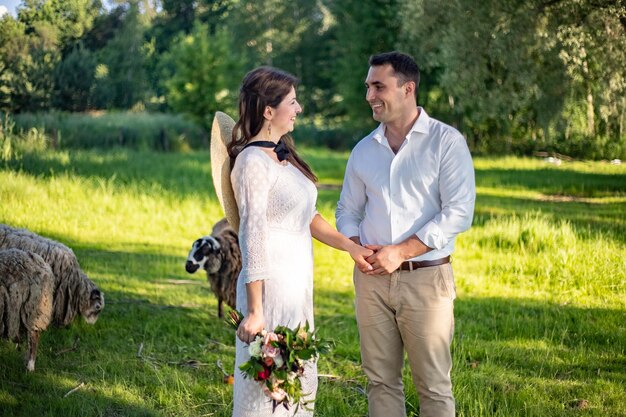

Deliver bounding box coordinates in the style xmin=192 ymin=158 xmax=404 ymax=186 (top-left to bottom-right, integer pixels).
xmin=1 ymin=113 xmax=49 ymax=162
xmin=0 ymin=113 xmax=15 ymax=162
xmin=12 ymin=111 xmax=207 ymax=152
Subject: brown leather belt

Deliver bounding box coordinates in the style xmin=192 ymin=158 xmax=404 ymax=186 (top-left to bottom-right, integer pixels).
xmin=398 ymin=256 xmax=451 ymax=271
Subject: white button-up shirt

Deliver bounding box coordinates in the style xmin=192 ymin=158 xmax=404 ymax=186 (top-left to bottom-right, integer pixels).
xmin=336 ymin=108 xmax=475 ymax=261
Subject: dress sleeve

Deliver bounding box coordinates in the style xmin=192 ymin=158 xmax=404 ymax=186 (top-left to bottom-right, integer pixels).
xmin=232 ymin=152 xmax=273 ymax=283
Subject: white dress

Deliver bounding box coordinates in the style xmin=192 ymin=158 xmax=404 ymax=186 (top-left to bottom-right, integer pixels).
xmin=231 ymin=147 xmax=318 ymax=417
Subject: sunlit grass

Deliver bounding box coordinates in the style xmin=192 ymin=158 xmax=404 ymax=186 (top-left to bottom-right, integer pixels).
xmin=1 ymin=149 xmax=625 ymax=416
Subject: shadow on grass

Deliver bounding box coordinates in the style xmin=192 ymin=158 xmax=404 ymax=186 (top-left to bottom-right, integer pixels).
xmin=7 ymin=149 xmax=216 ymax=199
xmin=0 ymin=234 xmax=235 ymax=417
xmin=0 ymin=283 xmax=235 ymax=417
xmin=455 ymin=296 xmax=626 ymax=381
xmin=314 ymin=292 xmax=626 ymax=382
xmin=474 ymin=192 xmax=626 ymax=244
xmin=475 ymin=167 xmax=626 ymax=198
xmin=0 ymin=366 xmax=161 ymax=416
xmin=7 ymin=148 xmax=350 ymax=202
xmin=9 ymin=149 xmax=625 ymax=242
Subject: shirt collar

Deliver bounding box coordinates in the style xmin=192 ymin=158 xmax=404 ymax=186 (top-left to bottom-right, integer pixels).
xmin=371 ymin=107 xmax=430 ymax=144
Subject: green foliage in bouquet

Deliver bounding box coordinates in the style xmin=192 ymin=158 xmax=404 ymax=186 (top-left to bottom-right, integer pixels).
xmin=227 ymin=310 xmax=333 ymax=412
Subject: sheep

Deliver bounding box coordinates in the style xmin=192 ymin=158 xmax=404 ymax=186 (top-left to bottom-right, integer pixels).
xmin=0 ymin=224 xmax=104 ymax=328
xmin=185 ymin=218 xmax=241 ymax=318
xmin=0 ymin=248 xmax=54 ymax=371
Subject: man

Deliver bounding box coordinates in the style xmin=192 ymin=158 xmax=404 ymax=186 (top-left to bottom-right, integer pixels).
xmin=336 ymin=51 xmax=475 ymax=417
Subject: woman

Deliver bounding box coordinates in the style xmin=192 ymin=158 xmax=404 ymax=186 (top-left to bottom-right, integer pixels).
xmin=228 ymin=66 xmax=373 ymax=417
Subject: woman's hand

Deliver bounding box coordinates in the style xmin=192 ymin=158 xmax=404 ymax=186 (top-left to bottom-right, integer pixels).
xmin=348 ymin=242 xmax=374 ymax=273
xmin=237 ymin=311 xmax=265 ymax=344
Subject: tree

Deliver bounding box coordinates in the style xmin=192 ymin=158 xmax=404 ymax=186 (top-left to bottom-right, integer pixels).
xmin=52 ymin=42 xmax=96 ymax=111
xmin=0 ymin=0 xmax=102 ymax=113
xmin=0 ymin=16 xmax=28 ymax=112
xmin=0 ymin=14 xmax=60 ymax=113
xmin=226 ymin=0 xmax=338 ymax=121
xmin=149 ymin=0 xmax=233 ymax=54
xmin=396 ymin=0 xmax=625 ymax=155
xmin=326 ymin=0 xmax=401 ymax=129
xmin=91 ymin=1 xmax=149 ymax=109
xmin=17 ymin=0 xmax=102 ymax=53
xmin=162 ymin=20 xmax=244 ymax=128
xmin=281 ymin=1 xmax=338 ymax=122
xmin=540 ymin=0 xmax=626 ymax=145
xmin=82 ymin=5 xmax=126 ymax=51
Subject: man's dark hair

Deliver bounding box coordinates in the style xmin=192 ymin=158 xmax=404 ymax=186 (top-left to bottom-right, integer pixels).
xmin=369 ymin=51 xmax=420 ymax=91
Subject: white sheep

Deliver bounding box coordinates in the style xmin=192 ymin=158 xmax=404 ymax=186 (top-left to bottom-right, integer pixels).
xmin=0 ymin=224 xmax=104 ymax=327
xmin=0 ymin=248 xmax=54 ymax=371
xmin=185 ymin=218 xmax=241 ymax=318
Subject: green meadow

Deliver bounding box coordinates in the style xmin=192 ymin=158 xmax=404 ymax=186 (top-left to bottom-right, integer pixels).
xmin=1 ymin=148 xmax=625 ymax=417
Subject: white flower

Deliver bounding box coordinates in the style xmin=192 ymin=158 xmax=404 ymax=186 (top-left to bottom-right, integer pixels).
xmin=274 ymin=354 xmax=284 ymax=368
xmin=268 ymin=387 xmax=287 ymax=402
xmin=248 ymin=335 xmax=263 ymax=357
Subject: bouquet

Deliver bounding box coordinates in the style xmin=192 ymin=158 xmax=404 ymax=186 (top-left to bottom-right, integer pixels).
xmin=227 ymin=310 xmax=333 ymax=412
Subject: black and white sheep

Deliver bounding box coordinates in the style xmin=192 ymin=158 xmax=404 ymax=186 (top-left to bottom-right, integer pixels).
xmin=185 ymin=218 xmax=241 ymax=318
xmin=0 ymin=248 xmax=55 ymax=371
xmin=0 ymin=224 xmax=104 ymax=328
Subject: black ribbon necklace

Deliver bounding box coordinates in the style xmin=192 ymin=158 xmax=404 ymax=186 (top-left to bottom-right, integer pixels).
xmin=243 ymin=139 xmax=291 ymax=162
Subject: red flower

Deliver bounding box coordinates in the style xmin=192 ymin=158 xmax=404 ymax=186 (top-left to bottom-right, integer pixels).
xmin=257 ymin=366 xmax=271 ymax=381
xmin=229 ymin=313 xmax=332 ymax=411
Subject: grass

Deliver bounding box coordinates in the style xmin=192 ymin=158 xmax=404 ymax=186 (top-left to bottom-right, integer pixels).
xmin=1 ymin=148 xmax=625 ymax=416
xmin=11 ymin=111 xmax=207 ymax=151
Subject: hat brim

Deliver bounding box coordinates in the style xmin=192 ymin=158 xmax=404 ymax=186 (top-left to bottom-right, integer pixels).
xmin=210 ymin=111 xmax=240 ymax=232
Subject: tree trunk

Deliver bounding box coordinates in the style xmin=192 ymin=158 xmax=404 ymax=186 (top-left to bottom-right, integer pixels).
xmin=586 ymin=89 xmax=595 ymax=136
xmin=581 ymin=47 xmax=595 ymax=136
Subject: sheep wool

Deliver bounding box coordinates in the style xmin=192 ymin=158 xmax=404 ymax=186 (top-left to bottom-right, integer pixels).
xmin=0 ymin=224 xmax=104 ymax=327
xmin=0 ymin=248 xmax=54 ymax=371
xmin=185 ymin=218 xmax=241 ymax=318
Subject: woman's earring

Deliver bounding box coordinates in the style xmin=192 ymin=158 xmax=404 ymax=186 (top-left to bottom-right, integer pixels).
xmin=266 ymin=123 xmax=272 ymax=141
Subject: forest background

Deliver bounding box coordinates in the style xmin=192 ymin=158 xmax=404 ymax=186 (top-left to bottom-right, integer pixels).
xmin=1 ymin=2 xmax=626 ymax=416
xmin=1 ymin=0 xmax=625 ymax=159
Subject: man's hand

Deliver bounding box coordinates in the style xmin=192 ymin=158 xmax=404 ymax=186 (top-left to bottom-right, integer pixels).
xmin=364 ymin=244 xmax=405 ymax=275
xmin=363 ymin=236 xmax=432 ymax=275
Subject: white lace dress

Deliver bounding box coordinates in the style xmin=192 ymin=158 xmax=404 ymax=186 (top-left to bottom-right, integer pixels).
xmin=231 ymin=147 xmax=318 ymax=417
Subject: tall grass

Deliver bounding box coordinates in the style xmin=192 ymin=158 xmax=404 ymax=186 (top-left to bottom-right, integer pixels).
xmin=11 ymin=111 xmax=207 ymax=151
xmin=1 ymin=150 xmax=625 ymax=416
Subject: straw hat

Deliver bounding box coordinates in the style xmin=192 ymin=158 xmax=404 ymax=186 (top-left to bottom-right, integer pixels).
xmin=210 ymin=111 xmax=240 ymax=231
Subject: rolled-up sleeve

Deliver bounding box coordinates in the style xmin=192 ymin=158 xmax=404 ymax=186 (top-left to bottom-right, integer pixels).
xmin=336 ymin=152 xmax=365 ymax=239
xmin=416 ymin=134 xmax=475 ymax=250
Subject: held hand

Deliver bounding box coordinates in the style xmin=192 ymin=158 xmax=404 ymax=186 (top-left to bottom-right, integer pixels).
xmin=364 ymin=244 xmax=404 ymax=275
xmin=348 ymin=243 xmax=374 ymax=273
xmin=237 ymin=311 xmax=265 ymax=344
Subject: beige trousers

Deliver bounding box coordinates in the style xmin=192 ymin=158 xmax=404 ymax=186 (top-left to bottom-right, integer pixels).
xmin=353 ymin=263 xmax=456 ymax=417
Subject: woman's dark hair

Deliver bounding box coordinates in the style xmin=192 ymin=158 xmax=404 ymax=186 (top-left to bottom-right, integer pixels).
xmin=228 ymin=66 xmax=317 ymax=183
xmin=369 ymin=51 xmax=420 ymax=95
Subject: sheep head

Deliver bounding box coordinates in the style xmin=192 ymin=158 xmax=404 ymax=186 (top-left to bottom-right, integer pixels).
xmin=53 ymin=270 xmax=104 ymax=327
xmin=185 ymin=236 xmax=222 ymax=274
xmin=82 ymin=285 xmax=104 ymax=324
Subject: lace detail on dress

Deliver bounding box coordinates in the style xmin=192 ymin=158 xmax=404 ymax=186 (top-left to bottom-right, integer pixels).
xmin=232 ymin=151 xmax=275 ymax=283
xmin=266 ymin=173 xmax=314 ymax=232
xmin=230 ymin=147 xmax=319 ymax=417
